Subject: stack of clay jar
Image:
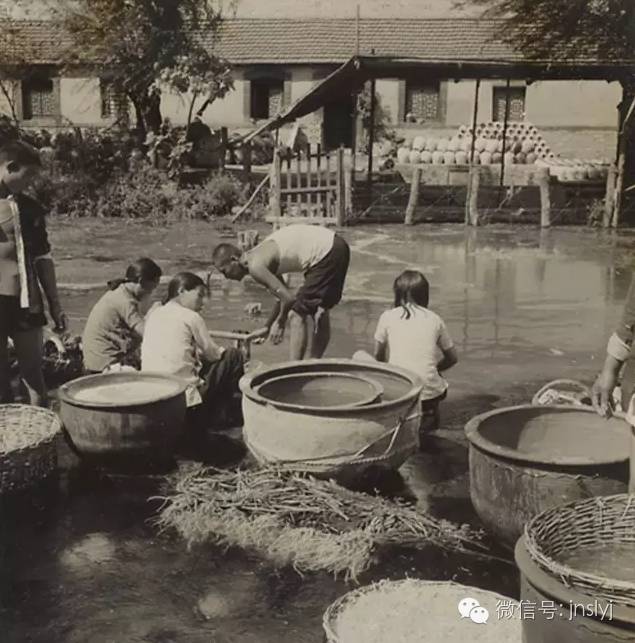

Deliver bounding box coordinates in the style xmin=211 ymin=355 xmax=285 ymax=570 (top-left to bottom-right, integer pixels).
xmin=395 ymin=121 xmax=611 ymax=181
xmin=535 ymin=157 xmax=610 ymax=182
xmin=396 ymin=121 xmax=553 ymax=166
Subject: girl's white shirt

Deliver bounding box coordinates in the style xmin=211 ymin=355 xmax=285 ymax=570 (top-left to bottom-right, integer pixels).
xmin=141 ymin=300 xmax=224 ymax=407
xmin=374 ymin=303 xmax=454 ymax=400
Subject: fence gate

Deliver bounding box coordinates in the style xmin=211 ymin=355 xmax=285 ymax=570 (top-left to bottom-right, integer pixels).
xmin=267 ymin=144 xmax=349 ymax=228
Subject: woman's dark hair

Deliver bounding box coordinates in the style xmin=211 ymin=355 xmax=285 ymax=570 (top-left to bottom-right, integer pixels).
xmin=107 ymin=258 xmax=162 ymax=290
xmin=393 ymin=270 xmax=430 ymax=319
xmin=163 ymin=271 xmax=207 ymax=304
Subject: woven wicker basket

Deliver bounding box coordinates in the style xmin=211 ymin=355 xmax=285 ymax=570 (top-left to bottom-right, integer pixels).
xmin=524 ymin=494 xmax=635 ymax=608
xmin=0 ymin=404 xmax=61 ymax=493
xmin=323 ymin=579 xmax=521 ymax=642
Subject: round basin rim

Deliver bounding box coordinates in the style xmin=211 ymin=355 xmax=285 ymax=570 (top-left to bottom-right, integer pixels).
xmin=254 ymin=371 xmax=384 ymax=410
xmin=241 ymin=358 xmax=423 ymax=412
xmin=58 ymin=371 xmax=189 ymax=408
xmin=464 ymin=404 xmax=629 ymax=466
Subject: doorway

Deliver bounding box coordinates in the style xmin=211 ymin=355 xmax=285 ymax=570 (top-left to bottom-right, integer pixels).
xmin=323 ymin=94 xmax=354 ymax=150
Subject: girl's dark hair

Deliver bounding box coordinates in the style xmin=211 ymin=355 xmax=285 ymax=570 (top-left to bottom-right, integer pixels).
xmin=163 ymin=271 xmax=207 ymax=304
xmin=107 ymin=258 xmax=162 ymax=290
xmin=393 ymin=270 xmax=430 ymax=319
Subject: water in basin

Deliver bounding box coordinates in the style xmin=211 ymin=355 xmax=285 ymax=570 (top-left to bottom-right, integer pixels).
xmin=72 ymin=380 xmax=181 ymax=405
xmin=256 ymin=373 xmax=381 ymax=408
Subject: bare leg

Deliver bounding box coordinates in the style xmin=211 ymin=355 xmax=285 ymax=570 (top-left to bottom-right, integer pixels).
xmin=12 ymin=327 xmax=46 ymax=407
xmin=288 ymin=310 xmax=308 ymax=360
xmin=310 ymin=309 xmax=331 ymax=358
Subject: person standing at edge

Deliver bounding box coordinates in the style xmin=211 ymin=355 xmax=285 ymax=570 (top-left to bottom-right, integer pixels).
xmin=592 ymin=271 xmax=635 ymax=419
xmin=0 ymin=141 xmax=67 ymax=406
xmin=212 ymin=224 xmax=350 ymax=360
xmin=591 ymin=270 xmax=635 ymax=492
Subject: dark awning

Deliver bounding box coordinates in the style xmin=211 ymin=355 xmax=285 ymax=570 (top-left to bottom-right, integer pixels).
xmin=243 ymin=54 xmax=635 ymax=142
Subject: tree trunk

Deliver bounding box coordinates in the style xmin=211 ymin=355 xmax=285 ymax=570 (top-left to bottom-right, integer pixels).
xmin=142 ymin=93 xmax=162 ymax=133
xmin=131 ymin=97 xmax=146 ymax=135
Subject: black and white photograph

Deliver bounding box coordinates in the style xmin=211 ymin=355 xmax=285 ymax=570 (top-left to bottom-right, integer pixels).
xmin=0 ymin=0 xmax=634 ymax=641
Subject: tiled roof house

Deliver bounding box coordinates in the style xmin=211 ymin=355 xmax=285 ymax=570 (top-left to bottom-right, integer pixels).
xmin=0 ymin=17 xmax=622 ymax=153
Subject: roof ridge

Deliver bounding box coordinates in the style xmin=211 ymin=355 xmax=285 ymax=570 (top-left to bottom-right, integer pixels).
xmin=222 ymin=16 xmax=499 ymax=22
xmin=0 ymin=16 xmax=503 ymax=24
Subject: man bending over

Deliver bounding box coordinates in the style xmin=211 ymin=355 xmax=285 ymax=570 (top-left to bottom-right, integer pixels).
xmin=212 ymin=224 xmax=350 ymax=360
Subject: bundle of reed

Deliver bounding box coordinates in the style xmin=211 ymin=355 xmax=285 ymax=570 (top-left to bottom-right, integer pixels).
xmin=155 ymin=465 xmax=488 ymax=580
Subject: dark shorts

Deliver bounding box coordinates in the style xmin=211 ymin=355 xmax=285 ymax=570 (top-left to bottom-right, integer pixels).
xmin=292 ymin=234 xmax=350 ymax=317
xmin=0 ymin=295 xmax=47 ymax=336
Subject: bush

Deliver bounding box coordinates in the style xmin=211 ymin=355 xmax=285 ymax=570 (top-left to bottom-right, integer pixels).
xmin=47 ymin=165 xmax=246 ymax=223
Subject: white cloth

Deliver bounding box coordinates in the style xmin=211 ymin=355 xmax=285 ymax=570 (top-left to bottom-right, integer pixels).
xmin=0 ymin=197 xmax=28 ymax=306
xmin=374 ymin=304 xmax=454 ymax=400
xmin=607 ymin=332 xmax=631 ymax=362
xmin=9 ymin=197 xmax=29 ymax=308
xmin=141 ymin=301 xmax=224 ymax=407
xmin=626 ymin=394 xmax=635 ymax=427
xmin=261 ymin=224 xmax=334 ymax=274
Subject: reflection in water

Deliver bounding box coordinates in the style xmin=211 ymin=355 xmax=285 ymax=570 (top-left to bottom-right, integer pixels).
xmin=59 ymin=225 xmax=633 ymax=384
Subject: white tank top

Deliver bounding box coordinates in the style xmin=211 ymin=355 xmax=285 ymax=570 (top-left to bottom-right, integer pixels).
xmin=264 ymin=224 xmax=335 ymax=273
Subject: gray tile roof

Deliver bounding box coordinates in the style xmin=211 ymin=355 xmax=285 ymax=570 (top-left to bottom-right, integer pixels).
xmin=0 ymin=17 xmax=623 ymax=67
xmin=211 ymin=18 xmax=518 ymax=64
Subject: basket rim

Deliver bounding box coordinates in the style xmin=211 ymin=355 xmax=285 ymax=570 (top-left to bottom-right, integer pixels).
xmin=322 ymin=579 xmax=518 ymax=640
xmin=0 ymin=403 xmax=62 ymax=452
xmin=464 ymin=404 xmax=629 ymax=466
xmin=524 ymin=494 xmax=635 ymax=602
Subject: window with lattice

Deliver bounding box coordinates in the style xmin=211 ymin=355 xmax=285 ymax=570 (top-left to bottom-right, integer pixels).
xmin=404 ymin=81 xmax=440 ymax=121
xmin=250 ymin=78 xmax=284 ymax=120
xmin=493 ymin=87 xmax=526 ymax=122
xmin=22 ymin=77 xmax=57 ymax=119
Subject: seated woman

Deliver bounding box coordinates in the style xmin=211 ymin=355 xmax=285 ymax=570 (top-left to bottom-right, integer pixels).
xmin=82 ymin=258 xmax=162 ymax=373
xmin=141 ymin=272 xmax=244 ymax=429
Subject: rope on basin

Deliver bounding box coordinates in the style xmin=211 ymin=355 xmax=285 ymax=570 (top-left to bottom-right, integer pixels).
xmin=246 ymin=396 xmax=422 ymax=468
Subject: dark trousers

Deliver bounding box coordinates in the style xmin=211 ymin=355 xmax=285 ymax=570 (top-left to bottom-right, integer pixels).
xmin=419 ymin=390 xmax=447 ymax=435
xmin=189 ymin=347 xmax=245 ymax=430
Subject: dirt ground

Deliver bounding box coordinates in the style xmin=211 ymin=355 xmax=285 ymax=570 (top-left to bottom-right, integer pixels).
xmin=1 ymin=219 xmax=634 ymax=642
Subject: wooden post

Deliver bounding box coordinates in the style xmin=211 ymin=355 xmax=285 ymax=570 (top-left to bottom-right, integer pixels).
xmin=537 ymin=167 xmax=551 ymax=228
xmin=316 ymin=143 xmax=323 ymax=217
xmin=242 ymin=139 xmax=252 ymax=182
xmin=306 ymin=142 xmax=313 ymax=217
xmin=604 ymin=165 xmax=617 ymax=228
xmin=295 ymin=146 xmax=302 ymax=216
xmin=270 ymin=148 xmax=281 ymax=220
xmin=613 ymin=138 xmax=626 ymax=228
xmin=219 ymin=126 xmax=228 ymax=170
xmin=344 ymin=165 xmax=353 ymax=221
xmin=336 ymin=146 xmax=346 ymax=226
xmin=466 ymin=78 xmax=481 ymax=224
xmin=404 ymin=167 xmax=421 ymax=225
xmin=468 ymin=165 xmax=480 ymax=226
xmin=500 ymin=78 xmax=511 ymax=191
xmin=367 ymin=79 xmax=376 ymax=189
xmin=469 ymin=79 xmax=481 ymax=166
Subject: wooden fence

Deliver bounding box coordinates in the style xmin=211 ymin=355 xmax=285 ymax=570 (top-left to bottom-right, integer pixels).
xmin=267 ymin=144 xmax=352 ymax=228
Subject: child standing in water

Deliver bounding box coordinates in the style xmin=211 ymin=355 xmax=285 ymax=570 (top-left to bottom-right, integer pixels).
xmin=82 ymin=258 xmax=162 ymax=373
xmin=372 ymin=270 xmax=457 ymax=438
xmin=141 ymin=272 xmax=244 ymax=428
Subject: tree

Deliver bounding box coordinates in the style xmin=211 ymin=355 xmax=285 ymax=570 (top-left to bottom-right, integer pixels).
xmin=458 ymin=0 xmax=635 ymax=219
xmin=56 ymin=0 xmax=234 ymax=133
